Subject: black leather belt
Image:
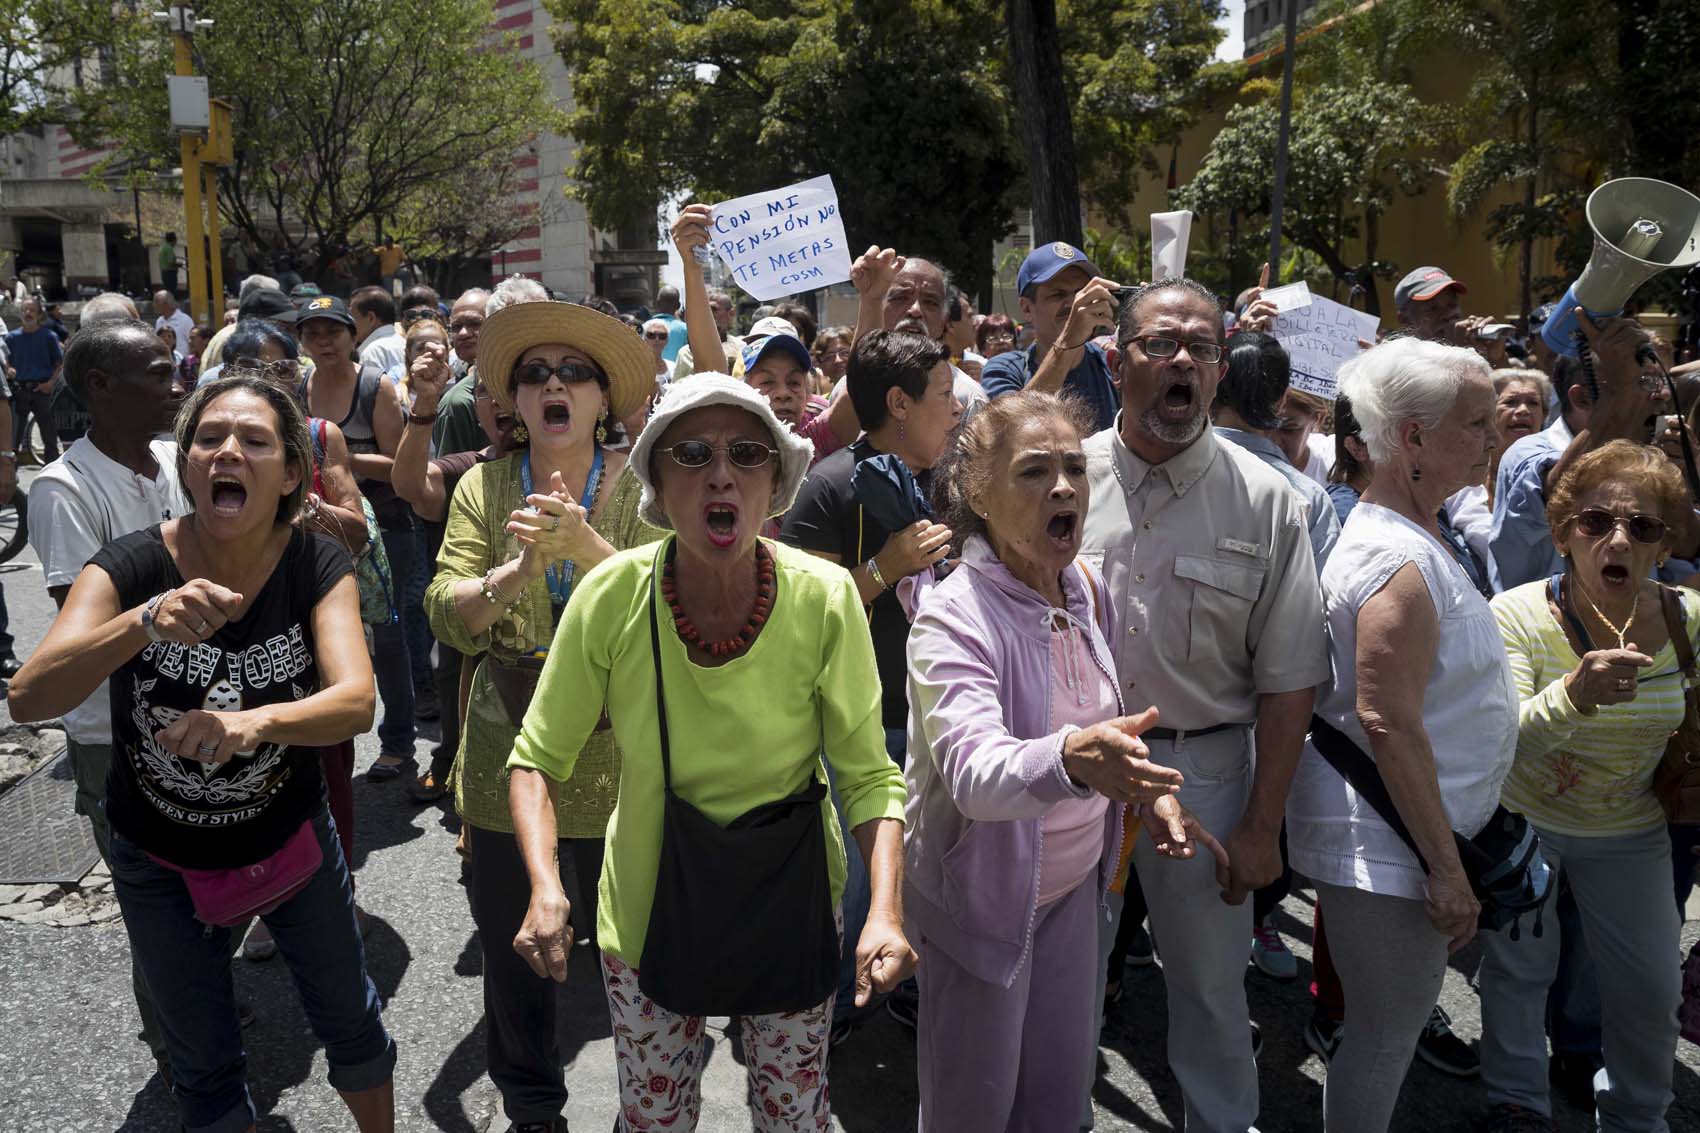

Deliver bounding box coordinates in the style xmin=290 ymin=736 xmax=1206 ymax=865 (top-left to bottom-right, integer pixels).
xmin=1144 ymin=721 xmax=1250 ymax=741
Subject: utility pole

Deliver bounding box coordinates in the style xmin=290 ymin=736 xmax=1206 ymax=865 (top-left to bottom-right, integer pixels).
xmin=154 ymin=6 xmax=231 ymax=327
xmin=1266 ymin=0 xmax=1301 ymax=285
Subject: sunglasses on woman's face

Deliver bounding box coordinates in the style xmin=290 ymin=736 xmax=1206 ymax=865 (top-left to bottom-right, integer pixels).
xmin=1573 ymin=508 xmax=1667 ymax=544
xmin=514 ymin=360 xmax=604 ymax=388
xmin=400 ymin=308 xmax=440 ymax=327
xmin=663 ymin=440 xmax=777 ymax=469
xmin=644 ymin=330 xmax=669 ymax=340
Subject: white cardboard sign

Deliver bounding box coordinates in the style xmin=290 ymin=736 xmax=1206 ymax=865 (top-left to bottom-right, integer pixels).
xmin=708 ymin=175 xmax=852 ymax=301
xmin=1270 ymin=294 xmax=1381 ymax=400
xmin=1151 ymin=211 xmax=1192 ymax=282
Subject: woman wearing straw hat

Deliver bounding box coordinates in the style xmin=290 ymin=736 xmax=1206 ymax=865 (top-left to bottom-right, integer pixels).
xmin=423 ymin=300 xmax=662 ymax=1132
xmin=506 ymin=374 xmax=914 ymax=1131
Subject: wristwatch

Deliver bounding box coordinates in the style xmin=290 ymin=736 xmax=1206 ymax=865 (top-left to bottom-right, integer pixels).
xmin=141 ymin=591 xmax=171 ymax=643
xmin=0 ymin=451 xmax=16 ymax=461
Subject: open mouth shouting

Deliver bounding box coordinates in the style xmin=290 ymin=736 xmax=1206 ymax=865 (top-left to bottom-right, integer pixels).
xmin=540 ymin=399 xmax=572 ymax=434
xmin=1597 ymin=562 xmax=1633 ymax=590
xmin=210 ymin=474 xmax=248 ymax=518
xmin=703 ymin=501 xmax=740 ymax=548
xmin=1045 ymin=508 xmax=1079 ymax=553
xmin=1158 ymin=376 xmax=1198 ymax=422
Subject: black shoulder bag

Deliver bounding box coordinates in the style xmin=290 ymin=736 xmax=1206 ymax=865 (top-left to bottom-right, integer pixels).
xmin=637 ymin=545 xmax=838 ymax=1016
xmin=1309 ymin=715 xmax=1552 ymax=939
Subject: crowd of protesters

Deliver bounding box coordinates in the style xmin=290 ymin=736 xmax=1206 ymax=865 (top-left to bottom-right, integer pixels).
xmin=2 ymin=204 xmax=1698 ymax=1133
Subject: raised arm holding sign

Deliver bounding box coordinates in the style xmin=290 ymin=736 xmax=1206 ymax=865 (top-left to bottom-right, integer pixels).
xmin=705 ymin=175 xmax=854 ymax=302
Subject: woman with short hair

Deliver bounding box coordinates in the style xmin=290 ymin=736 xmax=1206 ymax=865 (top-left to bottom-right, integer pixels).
xmin=905 ymin=389 xmax=1223 ymax=1130
xmin=1286 ymin=336 xmax=1518 ymax=1131
xmin=1479 ymin=439 xmax=1687 ymax=1132
xmin=976 ymin=313 xmax=1018 ymax=360
xmin=8 ymin=375 xmax=393 ymax=1131
xmin=507 ymin=375 xmax=913 ymax=1131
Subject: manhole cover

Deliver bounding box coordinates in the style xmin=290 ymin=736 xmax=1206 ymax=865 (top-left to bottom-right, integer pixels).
xmin=0 ymin=749 xmax=99 ymax=884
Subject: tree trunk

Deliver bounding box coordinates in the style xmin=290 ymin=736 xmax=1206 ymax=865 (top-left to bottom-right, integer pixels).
xmin=1005 ymin=0 xmax=1082 ymax=248
xmin=1361 ymin=210 xmax=1382 ymax=319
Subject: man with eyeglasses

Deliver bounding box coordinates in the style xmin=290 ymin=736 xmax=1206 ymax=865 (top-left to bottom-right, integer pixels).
xmin=1489 ymin=314 xmax=1673 ymax=591
xmin=1077 ymin=277 xmax=1327 ymax=1133
xmin=427 ymin=288 xmax=494 ymax=459
xmin=981 ymin=242 xmax=1121 ymax=433
xmin=847 ymin=248 xmax=987 ymax=419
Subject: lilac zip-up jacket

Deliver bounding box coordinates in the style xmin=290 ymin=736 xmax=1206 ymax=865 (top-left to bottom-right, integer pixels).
xmin=901 ymin=536 xmax=1125 ymax=988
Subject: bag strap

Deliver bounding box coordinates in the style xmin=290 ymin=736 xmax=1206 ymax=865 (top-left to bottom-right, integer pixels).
xmin=1660 ymin=585 xmax=1698 ymax=688
xmin=1307 ymin=715 xmax=1432 ymax=874
xmin=646 ymin=542 xmax=674 ymax=791
xmin=1075 ymin=558 xmax=1100 ymax=635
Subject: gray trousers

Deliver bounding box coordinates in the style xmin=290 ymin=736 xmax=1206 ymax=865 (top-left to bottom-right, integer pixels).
xmin=1315 ymin=882 xmax=1449 ymax=1131
xmin=1480 ymin=824 xmax=1680 ymax=1131
xmin=1119 ymin=728 xmax=1259 ymax=1132
xmin=67 ymin=737 xmax=165 ymax=1062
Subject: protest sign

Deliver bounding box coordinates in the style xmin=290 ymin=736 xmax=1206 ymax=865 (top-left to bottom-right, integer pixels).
xmin=708 ymin=175 xmax=852 ymax=302
xmin=1151 ymin=211 xmax=1192 ymax=281
xmin=1270 ymin=293 xmax=1380 ymax=400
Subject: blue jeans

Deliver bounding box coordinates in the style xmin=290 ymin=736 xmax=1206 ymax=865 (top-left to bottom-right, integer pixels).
xmin=374 ymin=525 xmax=416 ymax=755
xmin=108 ymin=805 xmax=394 ymax=1132
xmin=402 ymin=518 xmax=433 ymax=695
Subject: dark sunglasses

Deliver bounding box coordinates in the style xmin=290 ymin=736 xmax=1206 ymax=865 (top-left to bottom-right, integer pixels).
xmin=644 ymin=330 xmax=669 ymax=340
xmin=400 ymin=308 xmax=441 ymax=326
xmin=663 ymin=440 xmax=777 ymax=469
xmin=513 ymin=360 xmax=605 ymax=388
xmin=1127 ymin=335 xmax=1224 ymax=364
xmin=1573 ymin=508 xmax=1667 ymax=544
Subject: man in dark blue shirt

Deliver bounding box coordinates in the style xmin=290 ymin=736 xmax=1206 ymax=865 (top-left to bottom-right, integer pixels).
xmin=979 ymin=241 xmax=1121 ymax=433
xmin=6 ymin=297 xmax=64 ymax=463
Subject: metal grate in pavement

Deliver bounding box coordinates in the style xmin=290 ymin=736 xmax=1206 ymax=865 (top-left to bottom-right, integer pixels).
xmin=0 ymin=748 xmax=99 ymax=884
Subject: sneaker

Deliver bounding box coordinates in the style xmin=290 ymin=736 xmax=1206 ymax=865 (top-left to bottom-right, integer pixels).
xmin=1476 ymin=1103 xmax=1558 ymax=1132
xmin=1548 ymin=1050 xmax=1603 ymax=1113
xmin=366 ymin=753 xmax=414 ymax=782
xmin=1416 ymin=1004 xmax=1480 ymax=1078
xmin=1304 ymin=1015 xmax=1343 ymax=1063
xmin=1250 ymin=1020 xmax=1263 ymax=1060
xmin=1250 ymin=916 xmax=1297 ymax=980
xmin=1125 ymin=922 xmax=1155 ymax=968
xmin=408 ymin=767 xmax=450 ymax=803
xmin=886 ymin=987 xmax=919 ymax=1033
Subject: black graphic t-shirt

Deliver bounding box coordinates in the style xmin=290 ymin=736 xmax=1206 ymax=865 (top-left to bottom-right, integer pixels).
xmin=91 ymin=525 xmax=354 ymax=869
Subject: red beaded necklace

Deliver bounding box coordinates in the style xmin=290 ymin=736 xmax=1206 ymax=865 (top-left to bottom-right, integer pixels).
xmin=661 ymin=541 xmax=776 ymax=658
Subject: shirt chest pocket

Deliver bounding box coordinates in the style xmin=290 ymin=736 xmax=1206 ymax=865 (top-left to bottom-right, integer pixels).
xmin=1171 ymin=554 xmax=1265 ymax=663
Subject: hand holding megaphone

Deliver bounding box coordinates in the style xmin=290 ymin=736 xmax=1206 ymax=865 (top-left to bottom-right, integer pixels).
xmin=1542 ymin=177 xmax=1700 ymax=358
xmin=1574 ymin=308 xmax=1665 ymax=427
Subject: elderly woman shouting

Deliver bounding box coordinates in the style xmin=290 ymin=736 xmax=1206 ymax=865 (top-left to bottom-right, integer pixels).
xmin=1480 ymin=440 xmax=1688 ymax=1132
xmin=1286 ymin=337 xmax=1519 ymax=1132
xmin=423 ymin=300 xmax=659 ymax=1130
xmin=904 ymin=389 xmax=1225 ymax=1131
xmin=507 ymin=376 xmax=912 ymax=1131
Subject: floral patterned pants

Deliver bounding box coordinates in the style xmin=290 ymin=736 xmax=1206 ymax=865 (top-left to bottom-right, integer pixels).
xmin=599 ymin=919 xmax=840 ymax=1132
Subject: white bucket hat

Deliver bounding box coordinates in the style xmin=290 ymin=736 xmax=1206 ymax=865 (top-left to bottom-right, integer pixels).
xmin=628 ymin=374 xmax=815 ymax=529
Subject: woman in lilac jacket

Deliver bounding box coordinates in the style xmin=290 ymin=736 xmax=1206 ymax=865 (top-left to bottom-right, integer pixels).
xmin=903 ymin=391 xmax=1228 ymax=1132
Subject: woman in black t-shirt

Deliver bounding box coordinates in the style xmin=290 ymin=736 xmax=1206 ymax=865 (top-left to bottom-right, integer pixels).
xmin=9 ymin=375 xmax=395 ymax=1132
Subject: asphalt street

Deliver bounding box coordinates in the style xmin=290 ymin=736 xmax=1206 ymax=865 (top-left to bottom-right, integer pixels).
xmin=0 ymin=464 xmax=1697 ymax=1131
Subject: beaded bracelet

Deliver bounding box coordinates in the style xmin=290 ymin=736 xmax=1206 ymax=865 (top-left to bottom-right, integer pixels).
xmin=480 ymin=568 xmax=520 ymax=608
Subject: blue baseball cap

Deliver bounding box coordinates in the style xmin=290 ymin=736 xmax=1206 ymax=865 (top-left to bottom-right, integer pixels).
xmin=1017 ymin=241 xmax=1099 ymax=297
xmin=740 ymin=319 xmax=812 ymax=375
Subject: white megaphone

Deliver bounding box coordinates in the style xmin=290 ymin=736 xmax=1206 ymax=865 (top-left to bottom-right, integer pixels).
xmin=1543 ymin=177 xmax=1700 ymax=356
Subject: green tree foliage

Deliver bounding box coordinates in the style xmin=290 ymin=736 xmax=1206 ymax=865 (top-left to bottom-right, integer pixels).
xmin=550 ymin=0 xmax=1021 ymax=299
xmin=1180 ymin=0 xmax=1451 ymax=315
xmin=1059 ymin=0 xmax=1236 ymax=220
xmin=67 ymin=0 xmax=563 ymax=276
xmin=0 ymin=1 xmax=123 ymax=138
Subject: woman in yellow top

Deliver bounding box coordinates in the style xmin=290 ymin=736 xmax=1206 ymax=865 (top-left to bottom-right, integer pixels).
xmin=422 ymin=300 xmax=659 ymax=1131
xmin=506 ymin=375 xmax=913 ymax=1132
xmin=1482 ymin=440 xmax=1690 ymax=1132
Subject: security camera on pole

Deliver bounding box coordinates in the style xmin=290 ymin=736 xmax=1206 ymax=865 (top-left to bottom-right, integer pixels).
xmin=153 ymin=6 xmax=233 ymax=328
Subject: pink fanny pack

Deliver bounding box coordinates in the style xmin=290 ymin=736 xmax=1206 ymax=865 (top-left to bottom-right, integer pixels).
xmin=149 ymin=819 xmax=323 ymax=927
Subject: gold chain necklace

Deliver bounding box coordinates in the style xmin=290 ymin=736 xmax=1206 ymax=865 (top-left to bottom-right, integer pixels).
xmin=1569 ymin=575 xmax=1639 ymax=650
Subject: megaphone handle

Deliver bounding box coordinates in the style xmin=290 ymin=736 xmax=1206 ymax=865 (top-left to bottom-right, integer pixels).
xmin=1574 ymin=329 xmax=1601 ymax=404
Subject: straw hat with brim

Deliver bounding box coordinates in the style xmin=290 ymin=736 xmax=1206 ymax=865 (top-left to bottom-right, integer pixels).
xmin=478 ymin=301 xmax=653 ymax=420
xmin=627 ymin=374 xmax=815 ymax=530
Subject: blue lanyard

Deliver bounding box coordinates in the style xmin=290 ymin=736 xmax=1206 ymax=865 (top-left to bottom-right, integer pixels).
xmin=521 ymin=446 xmax=604 ymax=609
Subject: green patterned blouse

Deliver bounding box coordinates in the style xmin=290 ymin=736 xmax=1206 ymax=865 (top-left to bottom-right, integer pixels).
xmin=425 ymin=452 xmax=663 ymax=836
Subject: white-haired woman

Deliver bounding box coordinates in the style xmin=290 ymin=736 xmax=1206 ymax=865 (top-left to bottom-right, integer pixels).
xmin=1286 ymin=336 xmax=1519 ymax=1131
xmin=642 ymin=317 xmax=672 ymax=393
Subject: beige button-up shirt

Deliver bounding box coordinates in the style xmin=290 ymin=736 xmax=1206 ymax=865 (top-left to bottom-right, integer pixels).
xmin=1079 ymin=418 xmax=1329 ymax=731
